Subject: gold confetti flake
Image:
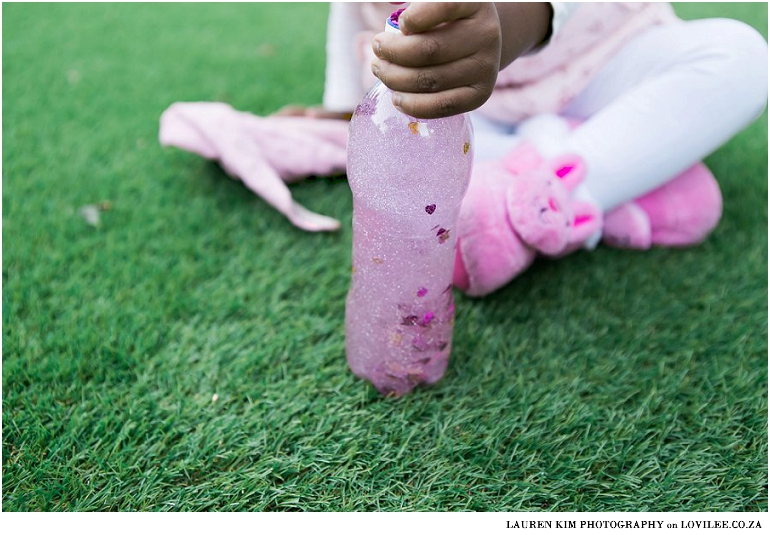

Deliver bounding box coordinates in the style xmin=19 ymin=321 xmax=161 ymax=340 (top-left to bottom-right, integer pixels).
xmin=388 ymin=332 xmax=404 ymax=346
xmin=408 ymin=121 xmax=429 ymax=137
xmin=372 ymin=257 xmax=384 ymax=264
xmin=463 ymin=141 xmax=470 ymax=155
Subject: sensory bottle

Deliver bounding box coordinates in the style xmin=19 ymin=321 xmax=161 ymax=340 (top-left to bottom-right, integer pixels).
xmin=344 ymin=10 xmax=474 ymax=396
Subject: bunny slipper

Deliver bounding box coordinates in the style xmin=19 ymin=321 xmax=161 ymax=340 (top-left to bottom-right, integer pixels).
xmin=159 ymin=102 xmax=348 ymax=232
xmin=453 ymin=115 xmax=723 ymax=297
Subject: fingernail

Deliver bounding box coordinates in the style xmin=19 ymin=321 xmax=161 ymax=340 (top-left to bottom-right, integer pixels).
xmin=371 ymin=62 xmax=380 ymax=78
xmin=392 ymin=92 xmax=402 ymax=107
xmin=373 ymin=39 xmax=382 ymax=57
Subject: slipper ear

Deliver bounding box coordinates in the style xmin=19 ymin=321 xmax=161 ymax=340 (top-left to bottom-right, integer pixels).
xmin=551 ymin=154 xmax=586 ymax=192
xmin=568 ymin=200 xmax=603 ymax=245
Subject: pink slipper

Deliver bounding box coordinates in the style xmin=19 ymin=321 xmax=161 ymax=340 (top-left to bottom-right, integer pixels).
xmin=159 ymin=102 xmax=349 ymax=232
xmin=453 ymin=142 xmax=602 ymax=297
xmin=602 ymin=163 xmax=722 ymax=249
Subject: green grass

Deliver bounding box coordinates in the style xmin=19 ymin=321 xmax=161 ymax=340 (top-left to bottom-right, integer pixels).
xmin=2 ymin=2 xmax=767 ymax=511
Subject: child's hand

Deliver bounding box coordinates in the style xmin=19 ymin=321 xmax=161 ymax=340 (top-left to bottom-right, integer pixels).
xmin=371 ymin=2 xmax=551 ymax=119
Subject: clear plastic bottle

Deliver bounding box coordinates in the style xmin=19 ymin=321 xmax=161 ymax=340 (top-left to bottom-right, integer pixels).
xmin=345 ymin=11 xmax=474 ymax=396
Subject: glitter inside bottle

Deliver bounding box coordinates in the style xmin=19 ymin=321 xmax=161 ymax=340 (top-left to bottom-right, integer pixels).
xmin=345 ymin=10 xmax=474 ymax=396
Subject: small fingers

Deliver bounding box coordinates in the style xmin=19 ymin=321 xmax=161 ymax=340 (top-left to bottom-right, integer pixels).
xmin=372 ymin=55 xmax=488 ymax=95
xmin=271 ymin=105 xmax=310 ymax=117
xmin=391 ymin=85 xmax=492 ymax=119
xmin=306 ymin=108 xmax=353 ymax=121
xmin=271 ymin=105 xmax=351 ymax=120
xmin=373 ymin=18 xmax=480 ymax=68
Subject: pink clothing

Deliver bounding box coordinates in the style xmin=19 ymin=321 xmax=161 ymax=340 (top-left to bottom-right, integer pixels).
xmin=159 ymin=102 xmax=347 ymax=231
xmin=483 ymin=3 xmax=678 ymax=122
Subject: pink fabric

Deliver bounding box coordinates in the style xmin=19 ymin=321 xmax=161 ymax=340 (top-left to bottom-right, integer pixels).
xmin=159 ymin=102 xmax=348 ymax=231
xmin=481 ymin=3 xmax=678 ymax=123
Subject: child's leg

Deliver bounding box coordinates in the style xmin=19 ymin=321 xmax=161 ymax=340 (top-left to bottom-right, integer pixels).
xmin=562 ymin=18 xmax=768 ymax=212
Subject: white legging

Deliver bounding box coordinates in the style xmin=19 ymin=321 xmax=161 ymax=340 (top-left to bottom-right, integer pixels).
xmin=472 ymin=17 xmax=768 ymax=212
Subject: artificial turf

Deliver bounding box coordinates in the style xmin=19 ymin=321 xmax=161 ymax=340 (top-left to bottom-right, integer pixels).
xmin=2 ymin=2 xmax=767 ymax=511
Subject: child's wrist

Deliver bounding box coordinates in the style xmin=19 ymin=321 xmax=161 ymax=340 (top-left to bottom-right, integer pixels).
xmin=494 ymin=2 xmax=553 ymax=69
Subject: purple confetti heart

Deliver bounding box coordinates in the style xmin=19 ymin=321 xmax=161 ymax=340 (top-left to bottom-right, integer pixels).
xmin=419 ymin=312 xmax=435 ymax=326
xmin=425 ymin=204 xmax=436 ymax=215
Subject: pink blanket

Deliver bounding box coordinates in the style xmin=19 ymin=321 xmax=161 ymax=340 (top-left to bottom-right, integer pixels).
xmin=159 ymin=102 xmax=349 ymax=231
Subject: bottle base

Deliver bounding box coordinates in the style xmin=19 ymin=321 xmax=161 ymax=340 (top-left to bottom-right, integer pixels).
xmin=348 ymin=346 xmax=450 ymax=397
xmin=346 ymin=285 xmax=455 ymax=397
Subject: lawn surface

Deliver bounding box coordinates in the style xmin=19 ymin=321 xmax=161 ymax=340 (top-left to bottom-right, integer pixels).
xmin=3 ymin=3 xmax=767 ymax=511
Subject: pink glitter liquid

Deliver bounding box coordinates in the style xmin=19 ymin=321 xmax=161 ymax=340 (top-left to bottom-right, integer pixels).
xmin=346 ymin=81 xmax=473 ymax=396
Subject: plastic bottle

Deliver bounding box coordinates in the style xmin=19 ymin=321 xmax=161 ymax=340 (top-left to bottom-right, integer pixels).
xmin=345 ymin=9 xmax=474 ymax=396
